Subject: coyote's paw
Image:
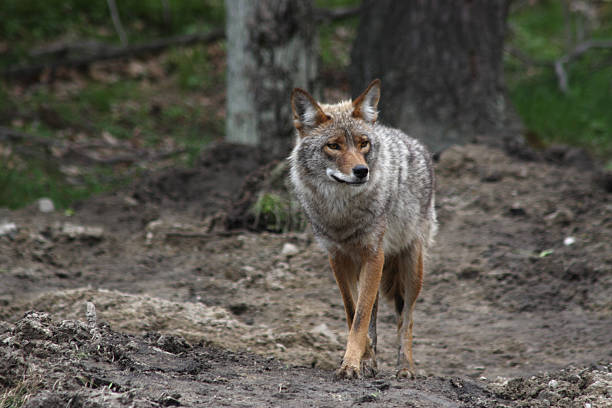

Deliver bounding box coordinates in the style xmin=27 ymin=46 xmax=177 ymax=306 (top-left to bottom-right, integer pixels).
xmin=361 ymin=345 xmax=378 ymax=378
xmin=396 ymin=367 xmax=416 ymax=380
xmin=335 ymin=362 xmax=361 ymax=380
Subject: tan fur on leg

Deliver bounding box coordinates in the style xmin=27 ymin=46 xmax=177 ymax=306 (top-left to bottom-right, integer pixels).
xmin=335 ymin=245 xmax=384 ymax=379
xmin=329 ymin=253 xmax=358 ymax=330
xmin=396 ymin=241 xmax=423 ymax=379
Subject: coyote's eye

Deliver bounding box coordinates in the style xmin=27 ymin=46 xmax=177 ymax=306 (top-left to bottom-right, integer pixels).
xmin=327 ymin=143 xmax=340 ymax=150
xmin=360 ymin=140 xmax=370 ymax=149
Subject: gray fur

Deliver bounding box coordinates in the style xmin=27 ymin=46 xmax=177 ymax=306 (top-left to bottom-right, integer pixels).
xmin=289 ymin=83 xmax=437 ymax=377
xmin=289 ymin=104 xmax=437 ymax=259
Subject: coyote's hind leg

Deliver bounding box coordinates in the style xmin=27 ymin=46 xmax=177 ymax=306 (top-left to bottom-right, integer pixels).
xmin=395 ymin=241 xmax=424 ymax=379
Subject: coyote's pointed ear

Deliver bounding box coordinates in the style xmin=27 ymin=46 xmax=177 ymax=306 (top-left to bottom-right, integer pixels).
xmin=291 ymin=88 xmax=329 ymax=135
xmin=352 ymin=79 xmax=381 ymax=123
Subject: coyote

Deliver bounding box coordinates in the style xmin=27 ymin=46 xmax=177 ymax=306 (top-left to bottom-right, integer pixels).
xmin=289 ymin=79 xmax=437 ymax=379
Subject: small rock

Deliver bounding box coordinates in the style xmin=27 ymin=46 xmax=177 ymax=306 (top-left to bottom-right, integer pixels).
xmin=124 ymin=196 xmax=139 ymax=207
xmin=548 ymin=379 xmax=559 ymax=388
xmin=159 ymin=392 xmax=181 ymax=407
xmin=563 ymin=236 xmax=576 ymax=246
xmin=60 ymin=223 xmax=104 ymax=240
xmin=0 ymin=222 xmax=17 ymax=236
xmin=311 ymin=323 xmax=337 ymax=343
xmin=281 ymin=242 xmax=299 ymax=257
xmin=241 ymin=265 xmax=255 ymax=274
xmin=593 ymin=169 xmax=612 ymax=193
xmin=458 ymin=266 xmax=480 ymax=280
xmin=228 ymin=303 xmax=249 ymax=316
xmin=545 ymin=208 xmax=574 ymax=226
xmin=509 ymin=203 xmax=526 ymax=216
xmin=156 ymin=334 xmax=191 ymax=354
xmin=481 ymin=171 xmax=503 ymax=183
xmin=37 ymin=198 xmax=55 ymax=213
xmin=15 ymin=311 xmax=53 ymax=340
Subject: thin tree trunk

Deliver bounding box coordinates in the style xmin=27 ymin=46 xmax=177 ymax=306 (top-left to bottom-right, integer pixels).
xmin=107 ymin=0 xmax=128 ymax=46
xmin=225 ymin=0 xmax=317 ymax=158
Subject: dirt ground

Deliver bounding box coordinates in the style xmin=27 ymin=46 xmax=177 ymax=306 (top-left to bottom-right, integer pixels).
xmin=1 ymin=142 xmax=611 ymax=407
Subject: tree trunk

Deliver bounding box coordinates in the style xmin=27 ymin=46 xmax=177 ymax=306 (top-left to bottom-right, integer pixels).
xmin=350 ymin=0 xmax=515 ymax=154
xmin=225 ymin=0 xmax=317 ymax=158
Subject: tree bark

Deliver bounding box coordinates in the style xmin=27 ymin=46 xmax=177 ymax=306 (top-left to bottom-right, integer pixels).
xmin=350 ymin=0 xmax=514 ymax=154
xmin=225 ymin=0 xmax=317 ymax=158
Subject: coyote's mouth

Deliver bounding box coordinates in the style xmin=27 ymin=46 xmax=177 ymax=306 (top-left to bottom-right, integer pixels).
xmin=326 ymin=168 xmax=368 ymax=186
xmin=330 ymin=174 xmax=367 ymax=185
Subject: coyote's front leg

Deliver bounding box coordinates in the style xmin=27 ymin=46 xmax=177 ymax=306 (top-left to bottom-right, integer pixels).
xmin=330 ymin=246 xmax=384 ymax=379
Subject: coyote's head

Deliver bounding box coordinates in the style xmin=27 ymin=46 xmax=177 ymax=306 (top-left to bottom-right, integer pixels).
xmin=290 ymin=80 xmax=381 ymax=187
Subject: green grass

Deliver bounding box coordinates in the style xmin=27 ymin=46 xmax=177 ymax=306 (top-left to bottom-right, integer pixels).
xmin=165 ymin=44 xmax=216 ymax=91
xmin=0 ymin=1 xmax=227 ymax=210
xmin=0 ymin=159 xmax=114 ymax=210
xmin=0 ymin=80 xmax=221 ymax=210
xmin=506 ymin=1 xmax=612 ymax=160
xmin=0 ymin=43 xmax=223 ymax=209
xmin=0 ymin=0 xmax=224 ymax=69
xmin=316 ymin=0 xmax=360 ymax=70
xmin=509 ymin=63 xmax=612 ymax=158
xmin=0 ymin=377 xmax=41 ymax=408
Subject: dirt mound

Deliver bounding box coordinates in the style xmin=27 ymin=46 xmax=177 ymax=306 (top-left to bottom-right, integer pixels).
xmin=489 ymin=364 xmax=612 ymax=408
xmin=18 ymin=287 xmax=342 ymax=370
xmin=3 ymin=311 xmax=609 ymax=407
xmin=132 ymin=142 xmax=270 ymax=216
xmin=64 ymin=142 xmax=270 ymax=234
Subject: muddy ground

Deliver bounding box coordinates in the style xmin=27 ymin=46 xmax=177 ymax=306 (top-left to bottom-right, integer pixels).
xmin=0 ymin=142 xmax=611 ymax=407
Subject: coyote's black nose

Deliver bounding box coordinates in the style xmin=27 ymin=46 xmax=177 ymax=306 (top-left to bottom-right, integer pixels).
xmin=353 ymin=165 xmax=369 ymax=179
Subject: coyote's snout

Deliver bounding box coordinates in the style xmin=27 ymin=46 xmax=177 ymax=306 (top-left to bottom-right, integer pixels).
xmin=323 ymin=131 xmax=370 ymax=185
xmin=289 ymin=79 xmax=437 ymax=379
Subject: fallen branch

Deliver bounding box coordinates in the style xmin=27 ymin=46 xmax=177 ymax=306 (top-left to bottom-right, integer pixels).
xmin=503 ymin=45 xmax=550 ymax=67
xmin=68 ymin=147 xmax=186 ymax=165
xmin=505 ymin=39 xmax=612 ymax=93
xmin=29 ymin=40 xmax=108 ymax=59
xmin=0 ymin=126 xmax=60 ymax=147
xmin=554 ymin=39 xmax=612 ymax=93
xmin=2 ymin=29 xmax=225 ymax=81
xmin=0 ymin=125 xmax=185 ymax=165
xmin=165 ymin=230 xmax=245 ymax=240
xmin=3 ymin=5 xmax=361 ymax=82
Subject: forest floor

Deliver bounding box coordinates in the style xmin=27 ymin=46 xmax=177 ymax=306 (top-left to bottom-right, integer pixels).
xmin=0 ymin=141 xmax=611 ymax=407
